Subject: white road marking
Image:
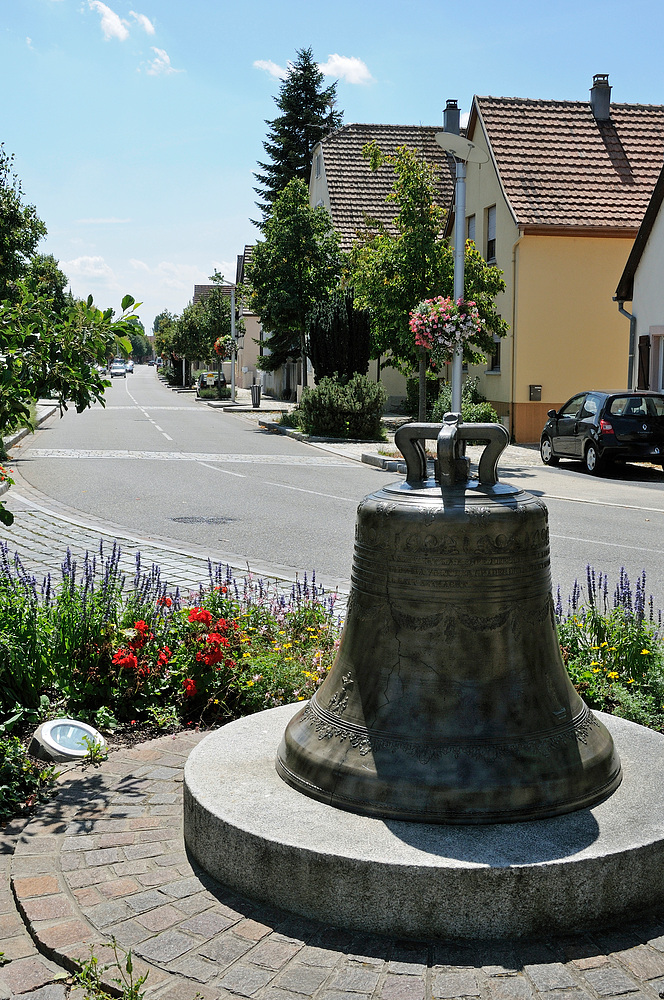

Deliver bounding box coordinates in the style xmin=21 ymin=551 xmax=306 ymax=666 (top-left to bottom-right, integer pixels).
xmin=24 ymin=449 xmax=356 ymax=466
xmin=198 ymin=461 xmax=246 ymax=479
xmin=262 ymin=481 xmax=356 ymax=502
xmin=544 ymin=492 xmax=664 ymax=515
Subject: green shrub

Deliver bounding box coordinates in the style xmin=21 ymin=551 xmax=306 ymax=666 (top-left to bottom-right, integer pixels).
xmin=197 ymin=387 xmax=230 ymax=400
xmin=298 ymin=374 xmax=386 ymax=439
xmin=405 ymin=375 xmax=442 ymax=420
xmin=431 ymin=376 xmax=500 ymax=424
xmin=0 ymin=735 xmax=58 ymax=821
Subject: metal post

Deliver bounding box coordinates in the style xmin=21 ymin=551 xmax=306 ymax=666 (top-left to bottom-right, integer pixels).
xmin=231 ymin=285 xmax=236 ymax=404
xmin=451 ymin=158 xmax=466 ymax=413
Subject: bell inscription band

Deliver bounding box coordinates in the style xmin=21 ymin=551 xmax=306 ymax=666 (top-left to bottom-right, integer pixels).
xmin=277 ymin=415 xmax=621 ymax=823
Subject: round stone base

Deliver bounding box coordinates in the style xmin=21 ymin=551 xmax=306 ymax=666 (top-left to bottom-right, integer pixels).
xmin=183 ymin=704 xmax=664 ymax=940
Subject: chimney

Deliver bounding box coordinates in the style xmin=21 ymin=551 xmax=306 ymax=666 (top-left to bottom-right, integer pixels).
xmin=443 ymin=99 xmax=460 ymax=135
xmin=590 ymin=74 xmax=612 ymax=121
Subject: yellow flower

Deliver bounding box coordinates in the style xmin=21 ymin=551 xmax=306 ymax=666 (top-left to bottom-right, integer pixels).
xmin=641 ymin=649 xmax=651 ymax=655
xmin=592 ymin=668 xmax=600 ymax=674
xmin=590 ymin=661 xmax=600 ymax=666
xmin=213 ymin=699 xmax=219 ymax=704
xmin=283 ymin=643 xmax=292 ymax=650
xmin=627 ymin=678 xmax=635 ymax=684
xmin=590 ymin=646 xmax=600 ymax=651
xmin=247 ymin=680 xmax=254 ymax=687
xmin=285 ymin=656 xmax=294 ymax=661
xmin=607 ymin=671 xmax=619 ymax=680
xmin=609 ymin=646 xmax=617 ymax=651
xmin=601 ymin=642 xmax=608 ymax=647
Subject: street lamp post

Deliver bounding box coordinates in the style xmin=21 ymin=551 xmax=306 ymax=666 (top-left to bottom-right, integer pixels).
xmin=434 ymin=130 xmax=488 ymax=413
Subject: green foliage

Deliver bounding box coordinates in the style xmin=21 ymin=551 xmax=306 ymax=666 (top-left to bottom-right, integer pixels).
xmin=297 ymin=373 xmax=386 ymax=439
xmin=254 ymin=46 xmax=343 ymax=221
xmin=197 ymin=387 xmax=231 ymax=400
xmin=75 ymin=940 xmax=148 ymax=1000
xmin=23 ymin=254 xmax=69 ymax=313
xmin=349 ymin=144 xmax=508 ymax=374
xmin=0 ymin=735 xmax=58 ymax=822
xmin=557 ymin=569 xmax=664 ymax=732
xmin=405 ymin=375 xmax=442 ymax=420
xmin=306 ymin=289 xmax=371 ymax=382
xmin=0 ymin=545 xmax=340 ymax=745
xmin=0 ymin=288 xmax=140 ymax=525
xmin=0 ymin=144 xmax=47 ymax=302
xmin=431 ymin=376 xmax=500 ymax=424
xmin=248 ymin=179 xmax=342 ymax=374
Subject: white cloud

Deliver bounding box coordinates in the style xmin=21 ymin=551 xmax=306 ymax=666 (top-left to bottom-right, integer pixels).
xmin=88 ymin=1 xmax=130 ymax=41
xmin=253 ymin=59 xmax=287 ymax=80
xmin=76 ymin=217 xmax=131 ymax=224
xmin=146 ymin=47 xmax=181 ymax=76
xmin=318 ymin=54 xmax=374 ymax=85
xmin=26 ymin=37 xmax=33 ymax=49
xmin=129 ymin=10 xmax=155 ymax=35
xmin=129 ymin=259 xmax=201 ymax=291
xmin=62 ymin=255 xmax=115 ymax=279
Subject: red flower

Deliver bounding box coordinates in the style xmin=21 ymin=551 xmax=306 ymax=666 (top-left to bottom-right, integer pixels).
xmin=112 ymin=648 xmax=138 ymax=670
xmin=188 ymin=608 xmax=213 ymax=627
xmin=134 ymin=620 xmax=147 ymax=633
xmin=183 ymin=677 xmax=197 ymax=697
xmin=157 ymin=596 xmax=173 ymax=607
xmin=157 ymin=646 xmax=171 ymax=667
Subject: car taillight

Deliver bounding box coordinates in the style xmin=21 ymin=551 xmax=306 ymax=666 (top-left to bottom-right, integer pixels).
xmin=599 ymin=419 xmax=614 ymax=435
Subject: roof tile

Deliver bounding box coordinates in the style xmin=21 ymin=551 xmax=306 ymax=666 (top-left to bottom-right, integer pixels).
xmin=476 ymin=96 xmax=664 ymax=228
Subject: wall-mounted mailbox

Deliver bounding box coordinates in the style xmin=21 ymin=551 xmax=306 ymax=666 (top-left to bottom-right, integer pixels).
xmin=529 ymin=384 xmax=542 ymax=402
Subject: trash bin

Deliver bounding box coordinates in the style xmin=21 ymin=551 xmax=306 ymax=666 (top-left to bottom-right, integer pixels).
xmin=251 ymin=384 xmax=261 ymax=407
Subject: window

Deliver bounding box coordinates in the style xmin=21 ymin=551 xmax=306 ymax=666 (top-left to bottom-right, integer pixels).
xmin=315 ymin=153 xmax=322 ymax=179
xmin=486 ymin=206 xmax=496 ymax=262
xmin=560 ymin=394 xmax=586 ymax=418
xmin=466 ymin=215 xmax=476 ymax=243
xmin=488 ymin=337 xmax=501 ymax=372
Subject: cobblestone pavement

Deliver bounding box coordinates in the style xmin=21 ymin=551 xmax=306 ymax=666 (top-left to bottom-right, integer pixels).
xmin=4 ymin=734 xmax=664 ymax=999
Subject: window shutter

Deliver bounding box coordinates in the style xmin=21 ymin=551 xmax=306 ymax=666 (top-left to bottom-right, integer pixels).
xmin=637 ymin=335 xmax=651 ymax=390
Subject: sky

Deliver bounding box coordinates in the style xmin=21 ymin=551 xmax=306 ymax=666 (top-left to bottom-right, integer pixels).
xmin=2 ymin=0 xmax=664 ymax=332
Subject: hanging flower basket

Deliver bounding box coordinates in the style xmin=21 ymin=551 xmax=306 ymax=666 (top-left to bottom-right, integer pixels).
xmin=214 ymin=335 xmax=233 ymax=359
xmin=409 ymin=296 xmax=485 ymax=365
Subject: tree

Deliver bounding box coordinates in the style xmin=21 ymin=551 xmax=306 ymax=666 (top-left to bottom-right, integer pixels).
xmin=254 ymin=47 xmax=343 ymax=221
xmin=350 ymin=143 xmax=508 ymax=375
xmin=0 ymin=289 xmax=139 ymax=524
xmin=127 ymin=319 xmax=151 ymax=362
xmin=247 ymin=178 xmax=342 ymax=387
xmin=306 ymin=290 xmax=371 ymax=383
xmin=0 ymin=144 xmax=48 ymax=301
xmin=23 ymin=254 xmax=69 ymax=314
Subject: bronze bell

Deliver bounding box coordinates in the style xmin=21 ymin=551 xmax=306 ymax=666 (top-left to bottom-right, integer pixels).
xmin=277 ymin=415 xmax=621 ymax=823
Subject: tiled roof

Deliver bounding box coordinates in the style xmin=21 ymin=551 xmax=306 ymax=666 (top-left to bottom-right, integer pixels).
xmin=319 ymin=124 xmax=455 ymax=249
xmin=470 ymin=97 xmax=664 ymax=230
xmin=474 ymin=96 xmax=664 ymax=230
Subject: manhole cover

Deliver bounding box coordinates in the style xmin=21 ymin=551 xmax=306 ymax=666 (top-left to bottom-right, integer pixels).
xmin=171 ymin=516 xmax=234 ymax=524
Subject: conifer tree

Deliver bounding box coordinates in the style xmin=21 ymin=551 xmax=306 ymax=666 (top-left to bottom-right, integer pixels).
xmin=254 ymin=47 xmax=343 ymax=222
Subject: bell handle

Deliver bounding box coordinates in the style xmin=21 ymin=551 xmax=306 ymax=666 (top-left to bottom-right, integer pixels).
xmin=395 ymin=419 xmax=509 ymax=486
xmin=454 ymin=422 xmax=510 ymax=486
xmin=394 ymin=423 xmax=430 ymax=483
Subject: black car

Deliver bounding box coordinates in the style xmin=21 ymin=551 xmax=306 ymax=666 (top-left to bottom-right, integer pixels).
xmin=540 ymin=391 xmax=664 ymax=474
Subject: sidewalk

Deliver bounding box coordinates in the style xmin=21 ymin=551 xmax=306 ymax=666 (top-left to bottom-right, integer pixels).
xmin=4 ymin=408 xmax=664 ymax=998
xmin=4 ymin=730 xmax=664 ymax=999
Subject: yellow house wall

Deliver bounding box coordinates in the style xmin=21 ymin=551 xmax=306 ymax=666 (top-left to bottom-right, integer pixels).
xmin=457 ymin=122 xmax=519 ymax=409
xmin=514 ymin=235 xmax=633 ymax=405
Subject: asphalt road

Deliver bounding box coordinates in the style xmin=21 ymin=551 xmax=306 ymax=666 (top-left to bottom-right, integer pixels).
xmin=9 ymin=366 xmax=664 ymax=610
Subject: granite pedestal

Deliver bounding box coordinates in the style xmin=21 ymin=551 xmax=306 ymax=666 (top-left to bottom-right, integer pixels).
xmin=183 ymin=703 xmax=664 ymax=939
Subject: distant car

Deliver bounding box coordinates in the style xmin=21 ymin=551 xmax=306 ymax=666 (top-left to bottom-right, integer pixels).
xmin=540 ymin=391 xmax=664 ymax=474
xmin=147 ymin=359 xmax=155 ymax=366
xmin=110 ymin=360 xmax=126 ymax=379
xmin=126 ymin=360 xmax=134 ymax=373
xmin=196 ymin=371 xmax=227 ymax=394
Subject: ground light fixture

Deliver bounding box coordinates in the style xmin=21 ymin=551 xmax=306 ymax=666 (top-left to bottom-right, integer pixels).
xmin=30 ymin=718 xmax=107 ymax=763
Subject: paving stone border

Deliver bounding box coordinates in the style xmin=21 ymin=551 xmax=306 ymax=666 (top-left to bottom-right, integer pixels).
xmin=4 ymin=732 xmax=664 ymax=999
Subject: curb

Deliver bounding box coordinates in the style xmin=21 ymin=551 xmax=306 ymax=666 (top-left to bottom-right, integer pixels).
xmin=258 ymin=419 xmax=384 ymax=447
xmin=2 ymin=402 xmax=59 ymax=452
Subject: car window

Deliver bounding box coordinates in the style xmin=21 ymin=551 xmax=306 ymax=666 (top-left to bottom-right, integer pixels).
xmin=579 ymin=396 xmax=599 ymax=419
xmin=559 ymin=394 xmax=586 ymax=417
xmin=610 ymin=396 xmax=651 ymax=417
xmin=645 ymin=396 xmax=664 ymax=416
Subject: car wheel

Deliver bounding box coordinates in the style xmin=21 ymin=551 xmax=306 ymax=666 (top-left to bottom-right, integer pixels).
xmin=584 ymin=443 xmax=604 ymax=475
xmin=540 ymin=436 xmax=559 ymax=466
